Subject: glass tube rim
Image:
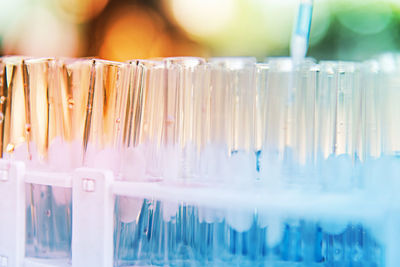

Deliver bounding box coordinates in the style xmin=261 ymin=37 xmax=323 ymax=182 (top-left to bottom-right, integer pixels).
xmin=265 ymin=57 xmax=316 ymax=72
xmin=164 ymin=56 xmax=206 ymax=68
xmin=1 ymin=55 xmax=32 ymax=65
xmin=208 ymin=56 xmax=256 ymax=70
xmin=24 ymin=57 xmax=55 ymax=65
xmin=319 ymin=60 xmax=360 ymax=73
xmin=130 ymin=59 xmax=165 ymax=69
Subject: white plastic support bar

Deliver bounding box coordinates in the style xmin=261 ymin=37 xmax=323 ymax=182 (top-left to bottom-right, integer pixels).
xmin=24 ymin=171 xmax=72 ymax=188
xmin=0 ymin=159 xmax=25 ymax=267
xmin=24 ymin=258 xmax=71 ymax=267
xmin=71 ymin=168 xmax=114 ymax=267
xmin=112 ymin=181 xmax=385 ymax=220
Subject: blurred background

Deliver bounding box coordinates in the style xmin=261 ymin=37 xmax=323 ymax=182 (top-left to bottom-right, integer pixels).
xmin=1 ymin=0 xmax=400 ymax=61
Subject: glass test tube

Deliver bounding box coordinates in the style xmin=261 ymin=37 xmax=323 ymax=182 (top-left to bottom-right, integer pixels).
xmin=207 ymin=57 xmax=256 ymax=185
xmin=162 ymin=57 xmax=207 ymax=265
xmin=317 ymin=63 xmax=362 ymax=264
xmin=120 ymin=60 xmax=166 ymax=181
xmin=163 ymin=57 xmax=206 ymax=181
xmin=260 ymin=58 xmax=290 ymax=163
xmin=58 ymin=59 xmax=129 ymax=263
xmin=259 ymin=58 xmax=318 ymax=262
xmin=317 ymin=62 xmax=362 ymax=160
xmin=362 ymin=55 xmax=400 ymax=194
xmin=259 ymin=58 xmax=316 ymax=186
xmin=361 ymin=60 xmax=381 ymax=161
xmin=377 ymin=54 xmax=400 ymax=157
xmin=316 ymin=61 xmax=362 ymax=190
xmin=25 ymin=58 xmax=73 ymax=259
xmin=255 ymin=62 xmax=282 ymax=187
xmin=56 ymin=58 xmax=129 ymax=171
xmin=25 ymin=58 xmax=128 ymax=259
xmin=0 ymin=57 xmax=72 ymax=259
xmin=115 ymin=60 xmax=166 ymax=265
xmin=207 ymin=57 xmax=257 ymax=263
xmin=0 ymin=56 xmax=33 ymax=163
xmin=116 ymin=57 xmax=208 ymax=266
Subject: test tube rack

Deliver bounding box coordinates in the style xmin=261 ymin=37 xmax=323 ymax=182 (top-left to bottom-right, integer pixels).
xmin=0 ymin=158 xmax=398 ymax=267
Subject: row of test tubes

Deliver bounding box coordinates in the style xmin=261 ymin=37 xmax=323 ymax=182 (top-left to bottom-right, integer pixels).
xmin=0 ymin=55 xmax=398 ymax=265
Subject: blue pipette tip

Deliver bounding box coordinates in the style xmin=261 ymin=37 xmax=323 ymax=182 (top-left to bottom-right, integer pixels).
xmin=290 ymin=0 xmax=314 ymax=63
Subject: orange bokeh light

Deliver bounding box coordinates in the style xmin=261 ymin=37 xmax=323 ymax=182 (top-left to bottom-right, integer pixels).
xmin=99 ymin=5 xmax=169 ymax=61
xmin=99 ymin=4 xmax=206 ymax=61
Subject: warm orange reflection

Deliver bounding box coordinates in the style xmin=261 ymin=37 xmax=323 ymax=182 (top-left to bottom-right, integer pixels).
xmin=98 ymin=4 xmax=206 ymax=61
xmin=99 ymin=6 xmax=168 ymax=61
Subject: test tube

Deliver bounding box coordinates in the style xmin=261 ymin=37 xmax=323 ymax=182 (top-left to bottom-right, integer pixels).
xmin=256 ymin=61 xmax=283 ymax=188
xmin=316 ymin=62 xmax=363 ymax=265
xmin=115 ymin=60 xmax=166 ymax=265
xmin=0 ymin=57 xmax=73 ymax=258
xmin=163 ymin=57 xmax=207 ymax=265
xmin=362 ymin=55 xmax=400 ymax=194
xmin=116 ymin=57 xmax=208 ymax=265
xmin=55 ymin=58 xmax=129 ymax=170
xmin=24 ymin=58 xmax=128 ymax=259
xmin=260 ymin=58 xmax=291 ymax=164
xmin=255 ymin=63 xmax=286 ymax=258
xmin=377 ymin=54 xmax=400 ymax=157
xmin=206 ymin=57 xmax=257 ymax=263
xmin=162 ymin=57 xmax=207 ymax=181
xmin=259 ymin=58 xmax=316 ymax=186
xmin=360 ymin=60 xmax=381 ymax=162
xmin=0 ymin=56 xmax=34 ymax=163
xmin=316 ymin=61 xmax=362 ymax=191
xmin=257 ymin=58 xmax=318 ymax=262
xmin=57 ymin=59 xmax=129 ymax=263
xmin=207 ymin=57 xmax=257 ymax=185
xmin=119 ymin=60 xmax=166 ymax=181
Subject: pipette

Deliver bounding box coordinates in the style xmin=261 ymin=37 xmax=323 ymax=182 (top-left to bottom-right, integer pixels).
xmin=290 ymin=0 xmax=314 ymax=62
